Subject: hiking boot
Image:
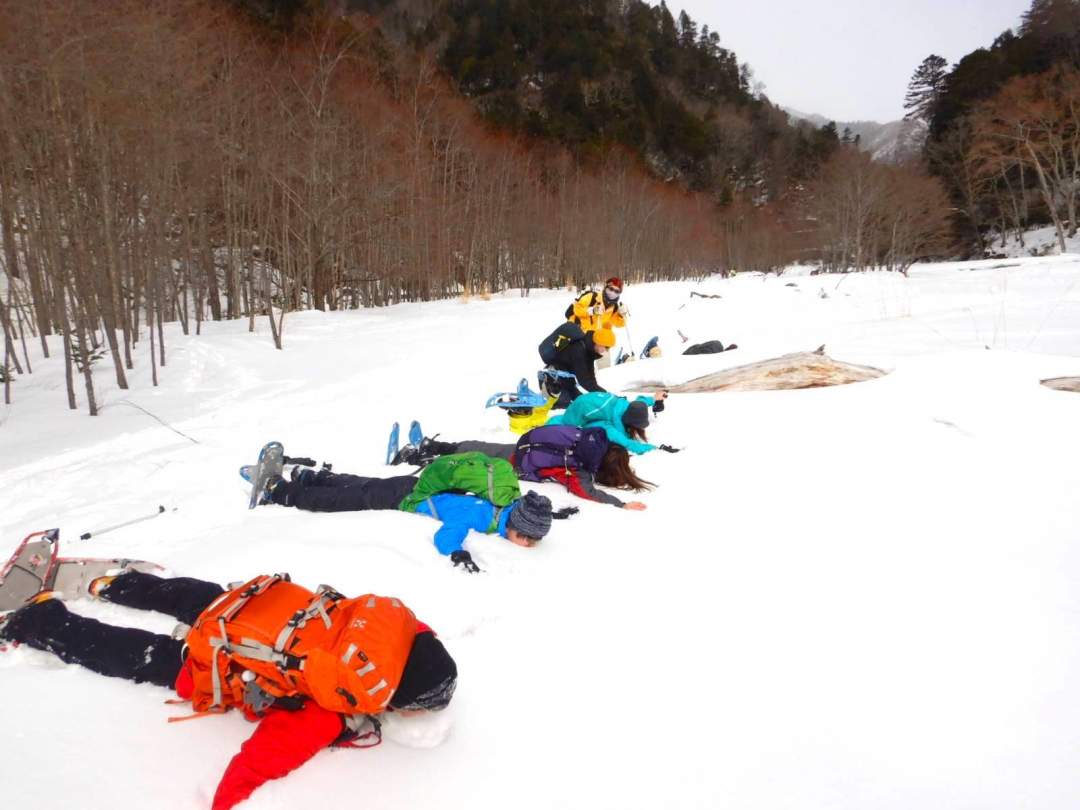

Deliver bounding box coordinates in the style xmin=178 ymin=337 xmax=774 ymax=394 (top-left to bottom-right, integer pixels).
xmin=260 ymin=474 xmax=284 ymax=506
xmin=290 ymin=466 xmax=316 ymax=486
xmin=88 ymin=575 xmax=116 ymax=599
xmin=390 ymin=444 xmax=421 ymax=466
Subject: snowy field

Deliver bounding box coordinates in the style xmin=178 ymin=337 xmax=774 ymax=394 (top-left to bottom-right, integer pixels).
xmin=2 ymin=257 xmax=1080 ymax=809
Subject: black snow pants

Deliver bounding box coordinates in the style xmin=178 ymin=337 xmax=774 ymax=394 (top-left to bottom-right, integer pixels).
xmin=683 ymin=340 xmax=728 ymax=355
xmin=440 ymin=440 xmax=515 ymax=461
xmin=270 ymin=469 xmax=420 ymax=513
xmin=1 ymin=572 xmax=224 ymax=688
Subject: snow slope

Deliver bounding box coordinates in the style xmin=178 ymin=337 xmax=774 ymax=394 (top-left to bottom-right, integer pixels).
xmin=2 ymin=258 xmax=1080 ymax=809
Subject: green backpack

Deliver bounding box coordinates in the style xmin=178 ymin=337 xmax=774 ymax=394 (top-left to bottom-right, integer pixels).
xmin=398 ymin=452 xmax=521 ymax=515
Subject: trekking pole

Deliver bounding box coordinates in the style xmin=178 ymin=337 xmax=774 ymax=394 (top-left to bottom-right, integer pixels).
xmin=79 ymin=505 xmax=176 ymax=541
xmin=624 ymin=323 xmax=636 ymax=357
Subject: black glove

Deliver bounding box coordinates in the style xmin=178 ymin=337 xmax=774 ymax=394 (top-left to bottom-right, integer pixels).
xmin=451 ymin=550 xmax=481 ymax=573
xmin=652 ymin=399 xmax=666 ymax=414
xmin=552 ymin=506 xmax=579 ymax=520
xmin=657 ymin=444 xmax=682 ymax=454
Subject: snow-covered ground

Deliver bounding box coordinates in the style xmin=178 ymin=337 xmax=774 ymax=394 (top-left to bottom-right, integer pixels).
xmin=992 ymin=224 xmax=1080 ymax=258
xmin=2 ymin=257 xmax=1080 ymax=809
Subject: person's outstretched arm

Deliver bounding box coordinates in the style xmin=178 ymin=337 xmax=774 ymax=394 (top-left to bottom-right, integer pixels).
xmin=549 ymin=468 xmax=625 ymax=507
xmin=212 ymin=702 xmax=343 ymax=810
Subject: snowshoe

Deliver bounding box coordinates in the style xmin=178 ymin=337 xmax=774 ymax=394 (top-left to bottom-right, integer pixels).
xmin=0 ymin=530 xmax=59 ymax=613
xmin=386 ymin=423 xmax=400 ymax=465
xmin=486 ymin=378 xmax=549 ymax=410
xmin=248 ymin=441 xmax=285 ymax=509
xmin=0 ymin=530 xmax=165 ymax=612
xmin=639 ymin=336 xmax=660 ymax=359
xmin=537 ymin=368 xmax=577 ymax=398
xmin=51 ymin=557 xmax=165 ymax=601
xmin=408 ymin=420 xmax=424 ymax=448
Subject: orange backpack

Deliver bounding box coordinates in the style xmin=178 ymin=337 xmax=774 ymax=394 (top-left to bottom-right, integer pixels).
xmin=184 ymin=575 xmax=418 ymax=717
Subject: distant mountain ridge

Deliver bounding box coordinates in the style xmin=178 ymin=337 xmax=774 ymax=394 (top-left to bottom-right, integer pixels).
xmin=783 ymin=107 xmax=926 ymax=164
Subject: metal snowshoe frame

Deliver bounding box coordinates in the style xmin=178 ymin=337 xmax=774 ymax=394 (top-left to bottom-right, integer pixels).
xmin=248 ymin=441 xmax=285 ymax=509
xmin=0 ymin=529 xmax=163 ymax=611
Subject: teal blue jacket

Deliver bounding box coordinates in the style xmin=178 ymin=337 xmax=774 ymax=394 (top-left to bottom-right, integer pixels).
xmin=546 ymin=392 xmax=656 ymax=454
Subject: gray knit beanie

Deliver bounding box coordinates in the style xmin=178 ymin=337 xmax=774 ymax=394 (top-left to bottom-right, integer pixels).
xmin=506 ymin=491 xmax=553 ymax=540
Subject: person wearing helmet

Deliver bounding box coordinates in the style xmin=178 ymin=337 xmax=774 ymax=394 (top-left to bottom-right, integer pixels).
xmin=566 ymin=277 xmax=629 ymax=334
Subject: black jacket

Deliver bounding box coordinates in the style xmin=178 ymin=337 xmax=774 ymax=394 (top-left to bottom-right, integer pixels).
xmin=551 ymin=336 xmax=605 ymax=394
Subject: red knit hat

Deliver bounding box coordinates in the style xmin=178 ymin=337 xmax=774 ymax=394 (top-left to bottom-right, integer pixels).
xmin=605 ymin=277 xmax=623 ymax=291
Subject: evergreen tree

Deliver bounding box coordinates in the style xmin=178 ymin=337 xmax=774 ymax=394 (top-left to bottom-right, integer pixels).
xmin=677 ymin=10 xmax=697 ymax=49
xmin=904 ymin=54 xmax=949 ymax=122
xmin=1019 ymin=0 xmax=1080 ymax=39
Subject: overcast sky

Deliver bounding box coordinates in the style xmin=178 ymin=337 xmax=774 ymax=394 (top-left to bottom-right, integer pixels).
xmin=673 ymin=0 xmax=1031 ymax=122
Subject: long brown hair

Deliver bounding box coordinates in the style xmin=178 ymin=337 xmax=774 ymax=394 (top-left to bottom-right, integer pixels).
xmin=596 ymin=445 xmax=654 ymax=491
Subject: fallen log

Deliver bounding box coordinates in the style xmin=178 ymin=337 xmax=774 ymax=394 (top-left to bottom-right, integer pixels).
xmin=629 ymin=350 xmax=886 ymax=393
xmin=1041 ymin=377 xmax=1080 ymax=393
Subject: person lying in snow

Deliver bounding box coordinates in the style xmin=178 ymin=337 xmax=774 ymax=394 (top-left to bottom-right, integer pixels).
xmin=0 ymin=571 xmax=457 ymax=810
xmin=390 ymin=425 xmax=653 ymax=511
xmin=256 ymin=462 xmax=561 ymax=573
xmin=537 ymin=322 xmax=614 ymax=407
xmin=546 ymin=390 xmax=679 ymax=456
xmin=683 ymin=340 xmax=738 ymax=355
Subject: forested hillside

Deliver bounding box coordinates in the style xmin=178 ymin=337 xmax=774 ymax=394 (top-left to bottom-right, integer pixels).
xmin=0 ymin=0 xmax=953 ymax=414
xmin=915 ymin=0 xmax=1080 ymax=254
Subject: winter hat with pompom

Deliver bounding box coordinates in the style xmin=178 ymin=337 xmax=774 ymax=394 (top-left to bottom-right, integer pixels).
xmin=506 ymin=491 xmax=553 ymax=540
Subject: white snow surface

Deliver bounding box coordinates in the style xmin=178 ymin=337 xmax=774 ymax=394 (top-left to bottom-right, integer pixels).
xmin=3 ymin=258 xmax=1080 ymax=809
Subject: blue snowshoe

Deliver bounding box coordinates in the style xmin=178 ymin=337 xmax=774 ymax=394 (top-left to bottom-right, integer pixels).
xmin=386 ymin=423 xmax=400 ymax=465
xmin=486 ymin=378 xmax=549 ymax=410
xmin=537 ymin=368 xmax=578 ymax=398
xmin=639 ymin=336 xmax=659 ymax=359
xmin=408 ymin=420 xmax=424 ymax=447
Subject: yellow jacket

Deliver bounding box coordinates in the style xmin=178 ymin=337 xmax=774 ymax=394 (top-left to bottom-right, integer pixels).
xmin=567 ymin=290 xmax=626 ymax=333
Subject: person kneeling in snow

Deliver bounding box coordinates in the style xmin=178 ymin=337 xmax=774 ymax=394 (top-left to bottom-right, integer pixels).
xmin=260 ymin=465 xmax=560 ymax=573
xmin=0 ymin=571 xmax=457 ymax=810
xmin=537 ymin=322 xmax=615 ymax=408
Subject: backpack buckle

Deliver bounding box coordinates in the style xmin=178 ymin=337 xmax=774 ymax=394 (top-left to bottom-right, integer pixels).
xmin=243 ymin=679 xmax=276 ymax=715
